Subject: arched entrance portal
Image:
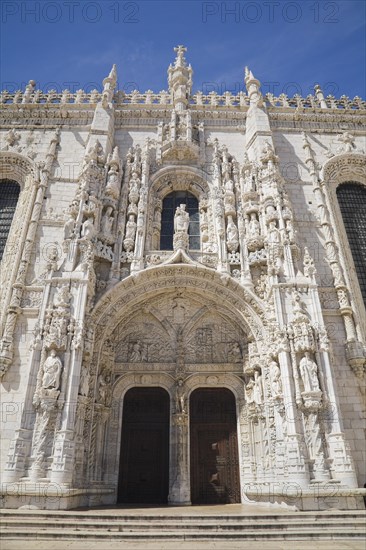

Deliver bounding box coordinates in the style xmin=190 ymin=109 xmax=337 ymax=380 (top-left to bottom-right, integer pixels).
xmin=118 ymin=387 xmax=170 ymax=504
xmin=190 ymin=388 xmax=240 ymax=504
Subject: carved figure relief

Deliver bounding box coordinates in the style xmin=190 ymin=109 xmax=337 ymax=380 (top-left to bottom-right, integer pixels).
xmin=42 ymin=350 xmax=62 ymax=390
xmin=299 ymin=352 xmax=320 ymax=393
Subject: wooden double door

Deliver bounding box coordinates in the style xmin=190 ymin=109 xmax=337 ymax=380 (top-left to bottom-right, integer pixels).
xmin=190 ymin=388 xmax=240 ymax=504
xmin=118 ymin=386 xmax=240 ymax=505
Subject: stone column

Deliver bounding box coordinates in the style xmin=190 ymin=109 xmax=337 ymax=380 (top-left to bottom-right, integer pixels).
xmin=168 ymin=412 xmax=191 ymax=505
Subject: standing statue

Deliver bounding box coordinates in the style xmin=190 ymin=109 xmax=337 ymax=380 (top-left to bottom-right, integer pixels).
xmin=174 ymin=204 xmax=190 ymax=233
xmin=64 ymin=214 xmax=76 ymax=240
xmin=267 ymin=221 xmax=280 ymax=244
xmin=97 ymin=371 xmax=111 ymax=405
xmin=175 ymin=378 xmax=187 ymax=413
xmin=79 ymin=364 xmax=90 ymax=397
xmin=253 ymin=369 xmax=263 ymax=405
xmin=299 ymin=352 xmax=320 ymax=393
xmin=81 ymin=217 xmax=95 ymax=240
xmin=248 ymin=212 xmax=260 ymax=237
xmin=42 ymin=350 xmax=62 ymax=390
xmin=101 ymin=207 xmax=114 ymax=235
xmin=270 ymin=360 xmax=282 ymax=397
xmin=245 ymin=378 xmax=255 ymax=404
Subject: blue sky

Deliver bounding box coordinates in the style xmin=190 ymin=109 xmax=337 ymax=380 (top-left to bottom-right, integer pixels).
xmin=1 ymin=0 xmax=365 ymax=98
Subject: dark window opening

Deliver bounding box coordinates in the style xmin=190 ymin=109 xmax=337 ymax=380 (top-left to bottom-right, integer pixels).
xmin=160 ymin=190 xmax=200 ymax=250
xmin=0 ymin=179 xmax=20 ymax=261
xmin=336 ymin=182 xmax=366 ymax=306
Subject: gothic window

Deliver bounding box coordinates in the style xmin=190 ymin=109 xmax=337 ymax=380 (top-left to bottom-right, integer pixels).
xmin=336 ymin=182 xmax=366 ymax=305
xmin=0 ymin=179 xmax=20 ymax=261
xmin=160 ymin=191 xmax=200 ymax=250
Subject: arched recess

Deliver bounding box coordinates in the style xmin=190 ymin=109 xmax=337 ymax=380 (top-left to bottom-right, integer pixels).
xmin=146 ymin=165 xmax=211 ymax=251
xmin=0 ymin=152 xmax=37 ymax=330
xmin=322 ymin=153 xmax=366 ymax=340
xmin=89 ymin=264 xmax=265 ymax=499
xmin=91 ymin=263 xmax=266 ymax=354
xmin=336 ymin=183 xmax=366 ymax=305
xmin=0 ymin=179 xmax=20 ymax=261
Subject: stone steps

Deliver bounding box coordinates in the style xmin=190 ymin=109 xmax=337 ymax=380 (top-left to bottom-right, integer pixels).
xmin=1 ymin=510 xmax=365 ymax=541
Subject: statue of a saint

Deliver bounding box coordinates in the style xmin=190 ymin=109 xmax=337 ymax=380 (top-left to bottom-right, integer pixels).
xmin=81 ymin=217 xmax=95 ymax=240
xmin=101 ymin=207 xmax=114 ymax=235
xmin=42 ymin=350 xmax=62 ymax=390
xmin=226 ymin=216 xmax=238 ymax=243
xmin=253 ymin=369 xmax=263 ymax=405
xmin=64 ymin=214 xmax=75 ymax=240
xmin=267 ymin=221 xmax=280 ymax=244
xmin=125 ymin=215 xmax=137 ymax=240
xmin=270 ymin=360 xmax=282 ymax=397
xmin=299 ymin=352 xmax=320 ymax=393
xmin=245 ymin=378 xmax=255 ymax=404
xmin=79 ymin=365 xmax=90 ymax=397
xmin=248 ymin=213 xmax=260 ymax=237
xmin=97 ymin=371 xmax=110 ymax=405
xmin=174 ymin=204 xmax=190 ymax=233
xmin=175 ymin=378 xmax=186 ymax=413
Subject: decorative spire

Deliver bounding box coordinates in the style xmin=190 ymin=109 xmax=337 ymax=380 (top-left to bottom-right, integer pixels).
xmin=244 ymin=66 xmax=262 ymax=106
xmin=168 ymin=45 xmax=193 ymax=111
xmin=101 ymin=64 xmax=117 ymax=107
xmin=314 ymin=84 xmax=328 ymax=109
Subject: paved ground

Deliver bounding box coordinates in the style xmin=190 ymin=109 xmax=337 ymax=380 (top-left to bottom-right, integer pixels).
xmin=2 ymin=541 xmax=365 ymax=550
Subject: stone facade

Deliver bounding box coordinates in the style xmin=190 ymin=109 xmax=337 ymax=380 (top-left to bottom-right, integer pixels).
xmin=0 ymin=46 xmax=365 ymax=511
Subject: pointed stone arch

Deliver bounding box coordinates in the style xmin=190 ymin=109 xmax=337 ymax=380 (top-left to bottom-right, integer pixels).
xmin=0 ymin=152 xmax=38 ymax=332
xmin=321 ymin=153 xmax=366 ymax=339
xmin=146 ymin=165 xmax=211 ymax=250
xmin=91 ymin=263 xmax=267 ymax=358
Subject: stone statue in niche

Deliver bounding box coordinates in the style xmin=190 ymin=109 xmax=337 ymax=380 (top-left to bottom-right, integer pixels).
xmin=97 ymin=371 xmax=111 ymax=405
xmin=81 ymin=217 xmax=95 ymax=240
xmin=123 ymin=215 xmax=137 ymax=251
xmin=267 ymin=221 xmax=280 ymax=244
xmin=245 ymin=369 xmax=263 ymax=406
xmin=79 ymin=364 xmax=90 ymax=397
xmin=173 ymin=204 xmax=190 ymax=251
xmin=253 ymin=369 xmax=263 ymax=404
xmin=226 ymin=215 xmax=239 ymax=251
xmin=285 ymin=219 xmax=294 ymax=241
xmin=174 ymin=204 xmax=190 ymax=233
xmin=101 ymin=207 xmax=114 ymax=235
xmin=270 ymin=360 xmax=282 ymax=398
xmin=299 ymin=352 xmax=320 ymax=393
xmin=105 ymin=166 xmax=120 ymax=200
xmin=175 ymin=378 xmax=187 ymax=414
xmin=64 ymin=214 xmax=76 ymax=240
xmin=248 ymin=212 xmax=260 ymax=237
xmin=42 ymin=350 xmax=62 ymax=390
xmin=245 ymin=378 xmax=255 ymax=404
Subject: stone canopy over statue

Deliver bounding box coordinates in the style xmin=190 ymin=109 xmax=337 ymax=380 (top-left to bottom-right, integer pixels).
xmin=173 ymin=204 xmax=190 ymax=251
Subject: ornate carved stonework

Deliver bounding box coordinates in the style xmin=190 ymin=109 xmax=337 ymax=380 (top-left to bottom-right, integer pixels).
xmin=0 ymin=45 xmax=364 ymax=511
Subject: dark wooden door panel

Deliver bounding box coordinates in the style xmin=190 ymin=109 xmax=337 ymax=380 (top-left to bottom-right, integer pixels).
xmin=190 ymin=389 xmax=240 ymax=504
xmin=118 ymin=387 xmax=169 ymax=504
